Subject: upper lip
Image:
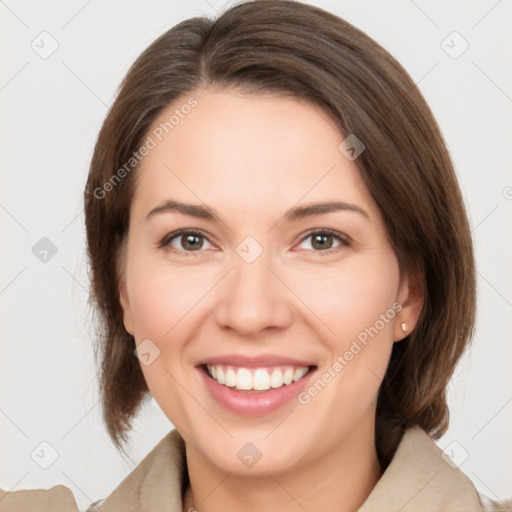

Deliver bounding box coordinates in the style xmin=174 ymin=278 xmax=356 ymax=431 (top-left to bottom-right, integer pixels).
xmin=198 ymin=354 xmax=316 ymax=368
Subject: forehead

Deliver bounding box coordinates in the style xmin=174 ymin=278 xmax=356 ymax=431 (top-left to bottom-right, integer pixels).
xmin=132 ymin=88 xmax=379 ymax=225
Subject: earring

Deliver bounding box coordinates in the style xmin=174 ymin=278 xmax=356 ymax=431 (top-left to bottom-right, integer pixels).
xmin=401 ymin=322 xmax=408 ymax=333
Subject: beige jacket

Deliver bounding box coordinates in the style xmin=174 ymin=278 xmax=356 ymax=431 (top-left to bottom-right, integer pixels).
xmin=0 ymin=426 xmax=509 ymax=511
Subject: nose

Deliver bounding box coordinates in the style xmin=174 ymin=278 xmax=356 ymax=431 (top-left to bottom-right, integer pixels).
xmin=213 ymin=248 xmax=293 ymax=337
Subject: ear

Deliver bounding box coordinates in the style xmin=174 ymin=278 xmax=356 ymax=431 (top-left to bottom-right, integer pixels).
xmin=117 ymin=238 xmax=134 ymax=336
xmin=119 ymin=278 xmax=134 ymax=336
xmin=394 ymin=271 xmax=424 ymax=342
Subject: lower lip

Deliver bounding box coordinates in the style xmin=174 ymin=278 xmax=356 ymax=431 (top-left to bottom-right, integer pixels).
xmin=198 ymin=366 xmax=316 ymax=416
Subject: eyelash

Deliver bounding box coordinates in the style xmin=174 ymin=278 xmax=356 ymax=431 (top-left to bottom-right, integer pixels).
xmin=158 ymin=228 xmax=351 ymax=256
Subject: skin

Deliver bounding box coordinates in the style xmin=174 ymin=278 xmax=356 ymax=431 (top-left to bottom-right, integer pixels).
xmin=119 ymin=88 xmax=423 ymax=512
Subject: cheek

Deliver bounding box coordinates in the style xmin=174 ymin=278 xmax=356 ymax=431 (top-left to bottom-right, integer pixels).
xmin=127 ymin=254 xmax=219 ymax=382
xmin=286 ymin=255 xmax=400 ymax=344
xmin=125 ymin=255 xmax=217 ymax=349
xmin=125 ymin=257 xmax=215 ymax=422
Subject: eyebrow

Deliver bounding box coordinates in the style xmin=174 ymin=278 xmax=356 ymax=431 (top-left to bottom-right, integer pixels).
xmin=146 ymin=199 xmax=370 ymax=223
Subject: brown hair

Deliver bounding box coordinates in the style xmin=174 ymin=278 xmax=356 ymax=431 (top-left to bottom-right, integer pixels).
xmin=84 ymin=0 xmax=476 ymax=465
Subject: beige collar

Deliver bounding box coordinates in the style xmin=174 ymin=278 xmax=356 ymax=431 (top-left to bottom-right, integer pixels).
xmin=358 ymin=426 xmax=484 ymax=511
xmin=100 ymin=426 xmax=485 ymax=511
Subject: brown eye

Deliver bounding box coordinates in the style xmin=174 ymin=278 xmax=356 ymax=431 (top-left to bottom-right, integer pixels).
xmin=163 ymin=230 xmax=214 ymax=253
xmin=311 ymin=233 xmax=335 ymax=250
xmin=179 ymin=233 xmax=204 ymax=251
xmin=297 ymin=229 xmax=350 ymax=253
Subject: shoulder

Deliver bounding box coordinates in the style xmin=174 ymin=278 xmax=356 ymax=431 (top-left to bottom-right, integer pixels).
xmin=1 ymin=429 xmax=186 ymax=512
xmin=359 ymin=426 xmax=511 ymax=511
xmin=91 ymin=428 xmax=186 ymax=511
xmin=0 ymin=484 xmax=80 ymax=512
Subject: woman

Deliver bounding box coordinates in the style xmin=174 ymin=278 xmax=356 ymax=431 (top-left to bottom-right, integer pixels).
xmin=1 ymin=1 xmax=508 ymax=510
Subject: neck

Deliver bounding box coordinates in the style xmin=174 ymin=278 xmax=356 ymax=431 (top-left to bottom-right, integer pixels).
xmin=182 ymin=421 xmax=382 ymax=512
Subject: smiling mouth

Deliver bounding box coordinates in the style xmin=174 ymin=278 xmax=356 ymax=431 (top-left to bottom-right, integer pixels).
xmin=201 ymin=364 xmax=316 ymax=393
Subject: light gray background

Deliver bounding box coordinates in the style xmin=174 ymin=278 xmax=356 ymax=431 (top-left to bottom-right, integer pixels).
xmin=1 ymin=1 xmax=511 ymax=510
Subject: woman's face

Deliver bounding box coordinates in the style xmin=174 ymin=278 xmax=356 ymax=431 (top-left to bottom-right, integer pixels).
xmin=119 ymin=88 xmax=421 ymax=475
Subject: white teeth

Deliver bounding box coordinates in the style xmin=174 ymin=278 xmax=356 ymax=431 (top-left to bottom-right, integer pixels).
xmin=293 ymin=367 xmax=308 ymax=382
xmin=270 ymin=368 xmax=283 ymax=388
xmin=254 ymin=369 xmax=271 ymax=390
xmin=237 ymin=368 xmax=253 ymax=390
xmin=206 ymin=364 xmax=310 ymax=391
xmin=283 ymin=368 xmax=294 ymax=385
xmin=225 ymin=367 xmax=236 ymax=387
